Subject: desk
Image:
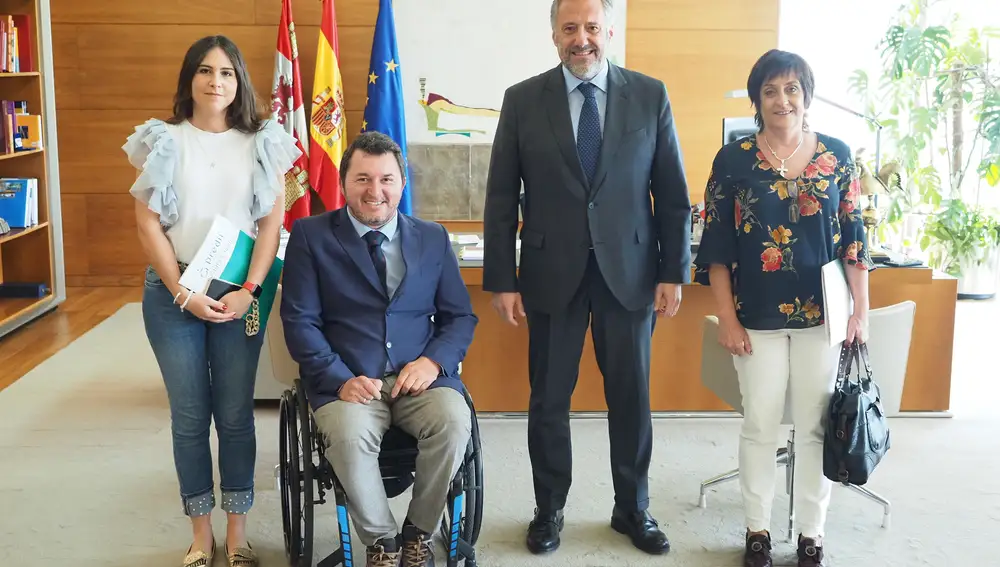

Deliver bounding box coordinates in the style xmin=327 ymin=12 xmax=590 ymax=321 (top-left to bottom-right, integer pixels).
xmin=439 ymin=221 xmax=958 ymax=413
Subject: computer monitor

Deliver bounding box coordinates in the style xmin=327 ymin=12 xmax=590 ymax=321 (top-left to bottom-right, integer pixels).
xmin=723 ymin=117 xmax=757 ymax=146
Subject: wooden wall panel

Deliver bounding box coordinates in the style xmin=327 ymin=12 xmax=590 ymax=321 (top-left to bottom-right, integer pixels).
xmin=627 ymin=0 xmax=777 ymax=30
xmin=61 ymin=195 xmax=89 ymax=277
xmin=51 ymin=24 xmax=80 ymax=110
xmin=51 ymin=0 xmax=257 ymax=25
xmin=254 ymin=0 xmax=378 ymax=27
xmin=52 ymin=0 xmax=778 ymax=284
xmin=59 ymin=110 xmax=158 ymax=194
xmin=627 ymin=28 xmax=778 ymax=199
xmin=55 ymin=24 xmax=370 ymax=112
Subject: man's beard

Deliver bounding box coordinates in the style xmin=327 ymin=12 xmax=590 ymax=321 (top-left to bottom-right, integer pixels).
xmin=562 ymin=42 xmax=604 ymax=80
xmin=349 ymin=203 xmax=396 ymax=228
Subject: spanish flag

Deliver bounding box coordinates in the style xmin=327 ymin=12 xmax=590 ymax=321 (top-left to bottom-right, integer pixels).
xmin=308 ymin=0 xmax=347 ymax=211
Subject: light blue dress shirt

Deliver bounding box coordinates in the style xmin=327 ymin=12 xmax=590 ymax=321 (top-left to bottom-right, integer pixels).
xmin=562 ymin=59 xmax=609 ymax=138
xmin=347 ymin=208 xmax=405 ymax=298
xmin=347 ymin=208 xmax=406 ymax=374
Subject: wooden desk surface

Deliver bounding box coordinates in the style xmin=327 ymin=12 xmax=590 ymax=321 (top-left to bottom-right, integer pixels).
xmin=440 ymin=222 xmax=957 ymax=413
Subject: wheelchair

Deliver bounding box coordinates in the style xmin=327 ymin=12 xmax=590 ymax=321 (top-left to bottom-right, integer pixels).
xmin=277 ymin=378 xmax=484 ymax=567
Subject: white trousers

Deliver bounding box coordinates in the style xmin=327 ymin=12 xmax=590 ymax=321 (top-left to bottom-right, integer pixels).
xmin=734 ymin=325 xmax=840 ymax=538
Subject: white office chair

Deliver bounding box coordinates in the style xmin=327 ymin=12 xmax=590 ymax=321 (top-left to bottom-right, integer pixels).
xmin=698 ymin=300 xmax=916 ymax=541
xmin=263 ymin=284 xmax=300 ymax=388
xmin=252 ymin=284 xmax=300 ymax=399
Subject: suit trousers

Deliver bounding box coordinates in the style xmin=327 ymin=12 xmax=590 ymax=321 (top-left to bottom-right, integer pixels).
xmin=525 ymin=250 xmax=655 ymax=513
xmin=313 ymin=376 xmax=471 ymax=545
xmin=733 ymin=325 xmax=840 ymax=538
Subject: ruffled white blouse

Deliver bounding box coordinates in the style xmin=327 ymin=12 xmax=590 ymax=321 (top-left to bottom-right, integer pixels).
xmin=122 ymin=118 xmax=301 ymax=264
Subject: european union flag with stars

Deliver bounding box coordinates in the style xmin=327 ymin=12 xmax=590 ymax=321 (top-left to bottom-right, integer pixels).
xmin=362 ymin=0 xmax=411 ymax=215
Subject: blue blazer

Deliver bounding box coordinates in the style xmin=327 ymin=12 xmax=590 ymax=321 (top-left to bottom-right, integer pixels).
xmin=280 ymin=208 xmax=479 ymax=411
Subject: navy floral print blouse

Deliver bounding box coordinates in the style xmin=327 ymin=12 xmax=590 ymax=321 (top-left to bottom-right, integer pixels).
xmin=693 ymin=132 xmax=875 ymax=331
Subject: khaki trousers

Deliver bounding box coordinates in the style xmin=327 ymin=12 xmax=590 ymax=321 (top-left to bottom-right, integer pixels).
xmin=312 ymin=375 xmax=471 ymax=546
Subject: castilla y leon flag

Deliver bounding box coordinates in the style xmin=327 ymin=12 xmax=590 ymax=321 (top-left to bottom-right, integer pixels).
xmin=270 ymin=0 xmax=311 ymax=232
xmin=308 ymin=0 xmax=347 ymax=212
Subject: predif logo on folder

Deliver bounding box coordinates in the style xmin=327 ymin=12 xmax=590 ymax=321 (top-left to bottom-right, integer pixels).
xmin=179 ymin=215 xmax=284 ymax=330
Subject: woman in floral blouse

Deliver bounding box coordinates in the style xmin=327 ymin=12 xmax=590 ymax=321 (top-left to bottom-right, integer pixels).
xmin=694 ymin=49 xmax=874 ymax=567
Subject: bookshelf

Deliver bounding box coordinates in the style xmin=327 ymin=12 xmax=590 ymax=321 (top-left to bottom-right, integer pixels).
xmin=0 ymin=0 xmax=64 ymax=339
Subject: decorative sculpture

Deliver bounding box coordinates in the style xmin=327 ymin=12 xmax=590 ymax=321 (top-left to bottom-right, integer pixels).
xmin=855 ymin=148 xmax=904 ymax=258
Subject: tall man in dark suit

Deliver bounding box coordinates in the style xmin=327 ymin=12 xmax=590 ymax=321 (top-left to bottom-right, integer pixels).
xmin=483 ymin=0 xmax=692 ymax=556
xmin=281 ymin=132 xmax=478 ymax=567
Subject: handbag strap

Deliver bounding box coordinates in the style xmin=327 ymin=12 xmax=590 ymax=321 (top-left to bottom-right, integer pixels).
xmin=857 ymin=342 xmax=874 ymax=385
xmin=835 ymin=342 xmax=864 ymax=387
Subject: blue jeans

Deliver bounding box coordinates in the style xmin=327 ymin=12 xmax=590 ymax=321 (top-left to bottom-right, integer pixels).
xmin=142 ymin=265 xmax=264 ymax=517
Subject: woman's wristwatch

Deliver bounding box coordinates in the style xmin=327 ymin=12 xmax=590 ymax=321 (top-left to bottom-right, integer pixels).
xmin=241 ymin=281 xmax=262 ymax=299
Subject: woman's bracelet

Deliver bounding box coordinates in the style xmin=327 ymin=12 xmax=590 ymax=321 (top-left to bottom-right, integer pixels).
xmin=179 ymin=289 xmax=194 ymax=311
xmin=173 ymin=290 xmax=183 ymax=304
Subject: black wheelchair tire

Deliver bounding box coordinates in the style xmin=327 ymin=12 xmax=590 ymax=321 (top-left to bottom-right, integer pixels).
xmin=297 ymin=387 xmax=316 ymax=567
xmin=439 ymin=390 xmax=485 ymax=554
xmin=279 ymin=387 xmax=317 ymax=567
xmin=469 ymin=393 xmax=484 ymax=544
xmin=278 ymin=391 xmax=302 ymax=566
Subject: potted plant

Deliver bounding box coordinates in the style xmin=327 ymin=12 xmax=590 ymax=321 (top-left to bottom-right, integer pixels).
xmin=921 ymin=199 xmax=1000 ymax=297
xmin=848 ymin=0 xmax=1000 ymax=298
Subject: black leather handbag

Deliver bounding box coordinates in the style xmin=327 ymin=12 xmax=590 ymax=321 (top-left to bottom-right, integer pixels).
xmin=823 ymin=341 xmax=891 ymax=486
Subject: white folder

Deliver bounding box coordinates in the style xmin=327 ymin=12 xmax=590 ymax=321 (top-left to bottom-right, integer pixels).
xmin=821 ymin=258 xmax=853 ymax=346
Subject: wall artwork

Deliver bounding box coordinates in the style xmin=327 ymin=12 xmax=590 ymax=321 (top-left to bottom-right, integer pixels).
xmin=393 ymin=0 xmax=628 ymax=144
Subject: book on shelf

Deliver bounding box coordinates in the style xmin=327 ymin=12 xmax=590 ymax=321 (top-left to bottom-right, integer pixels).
xmin=0 ymin=177 xmax=37 ymax=229
xmin=178 ymin=215 xmax=283 ymax=330
xmin=0 ymin=98 xmax=42 ymax=154
xmin=0 ymin=14 xmax=34 ymax=73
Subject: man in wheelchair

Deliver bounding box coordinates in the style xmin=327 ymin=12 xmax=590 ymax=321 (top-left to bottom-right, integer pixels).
xmin=280 ymin=131 xmax=479 ymax=567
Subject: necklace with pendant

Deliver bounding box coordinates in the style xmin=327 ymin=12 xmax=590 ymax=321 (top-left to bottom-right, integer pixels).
xmin=190 ymin=126 xmax=219 ymax=169
xmin=763 ymin=133 xmax=803 ymax=177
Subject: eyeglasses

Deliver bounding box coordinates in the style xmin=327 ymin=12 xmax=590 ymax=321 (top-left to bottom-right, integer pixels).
xmin=785 ymin=180 xmax=800 ymax=224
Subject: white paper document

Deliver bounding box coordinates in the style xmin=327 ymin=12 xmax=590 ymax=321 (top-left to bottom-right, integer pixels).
xmin=459 ymin=246 xmax=484 ymax=261
xmin=448 ymin=233 xmax=481 ymax=245
xmin=821 ymin=259 xmax=853 ymax=346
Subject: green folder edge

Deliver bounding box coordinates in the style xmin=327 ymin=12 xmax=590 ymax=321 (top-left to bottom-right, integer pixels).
xmin=219 ymin=231 xmax=283 ymax=331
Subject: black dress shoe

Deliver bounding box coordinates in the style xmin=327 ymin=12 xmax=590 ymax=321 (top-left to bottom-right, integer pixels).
xmin=610 ymin=507 xmax=671 ymax=555
xmin=744 ymin=530 xmax=773 ymax=567
xmin=526 ymin=508 xmax=564 ymax=554
xmin=796 ymin=535 xmax=825 ymax=567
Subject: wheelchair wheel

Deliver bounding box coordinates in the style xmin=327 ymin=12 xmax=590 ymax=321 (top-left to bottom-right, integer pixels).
xmin=439 ymin=392 xmax=485 ymax=564
xmin=467 ymin=396 xmax=484 ymax=544
xmin=279 ymin=387 xmax=316 ymax=567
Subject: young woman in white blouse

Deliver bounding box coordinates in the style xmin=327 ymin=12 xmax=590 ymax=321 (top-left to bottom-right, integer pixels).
xmin=123 ymin=35 xmax=300 ymax=567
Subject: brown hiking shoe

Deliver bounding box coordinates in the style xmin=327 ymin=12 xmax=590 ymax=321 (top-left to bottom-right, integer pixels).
xmin=743 ymin=530 xmax=773 ymax=567
xmin=366 ymin=536 xmax=399 ymax=567
xmin=797 ymin=535 xmax=825 ymax=567
xmin=400 ymin=524 xmax=434 ymax=567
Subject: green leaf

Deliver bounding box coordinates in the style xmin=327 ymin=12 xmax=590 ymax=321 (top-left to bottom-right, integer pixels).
xmin=847 ymin=70 xmax=869 ymax=97
xmin=911 ymin=26 xmax=951 ymax=77
xmin=984 ymin=162 xmax=1000 ymax=186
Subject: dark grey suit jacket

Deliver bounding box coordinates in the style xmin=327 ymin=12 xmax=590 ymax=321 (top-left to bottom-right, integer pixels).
xmin=483 ymin=63 xmax=692 ymax=313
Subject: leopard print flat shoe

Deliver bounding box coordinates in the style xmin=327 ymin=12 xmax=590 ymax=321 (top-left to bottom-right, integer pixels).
xmin=182 ymin=539 xmax=216 ymax=567
xmin=225 ymin=540 xmax=258 ymax=567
